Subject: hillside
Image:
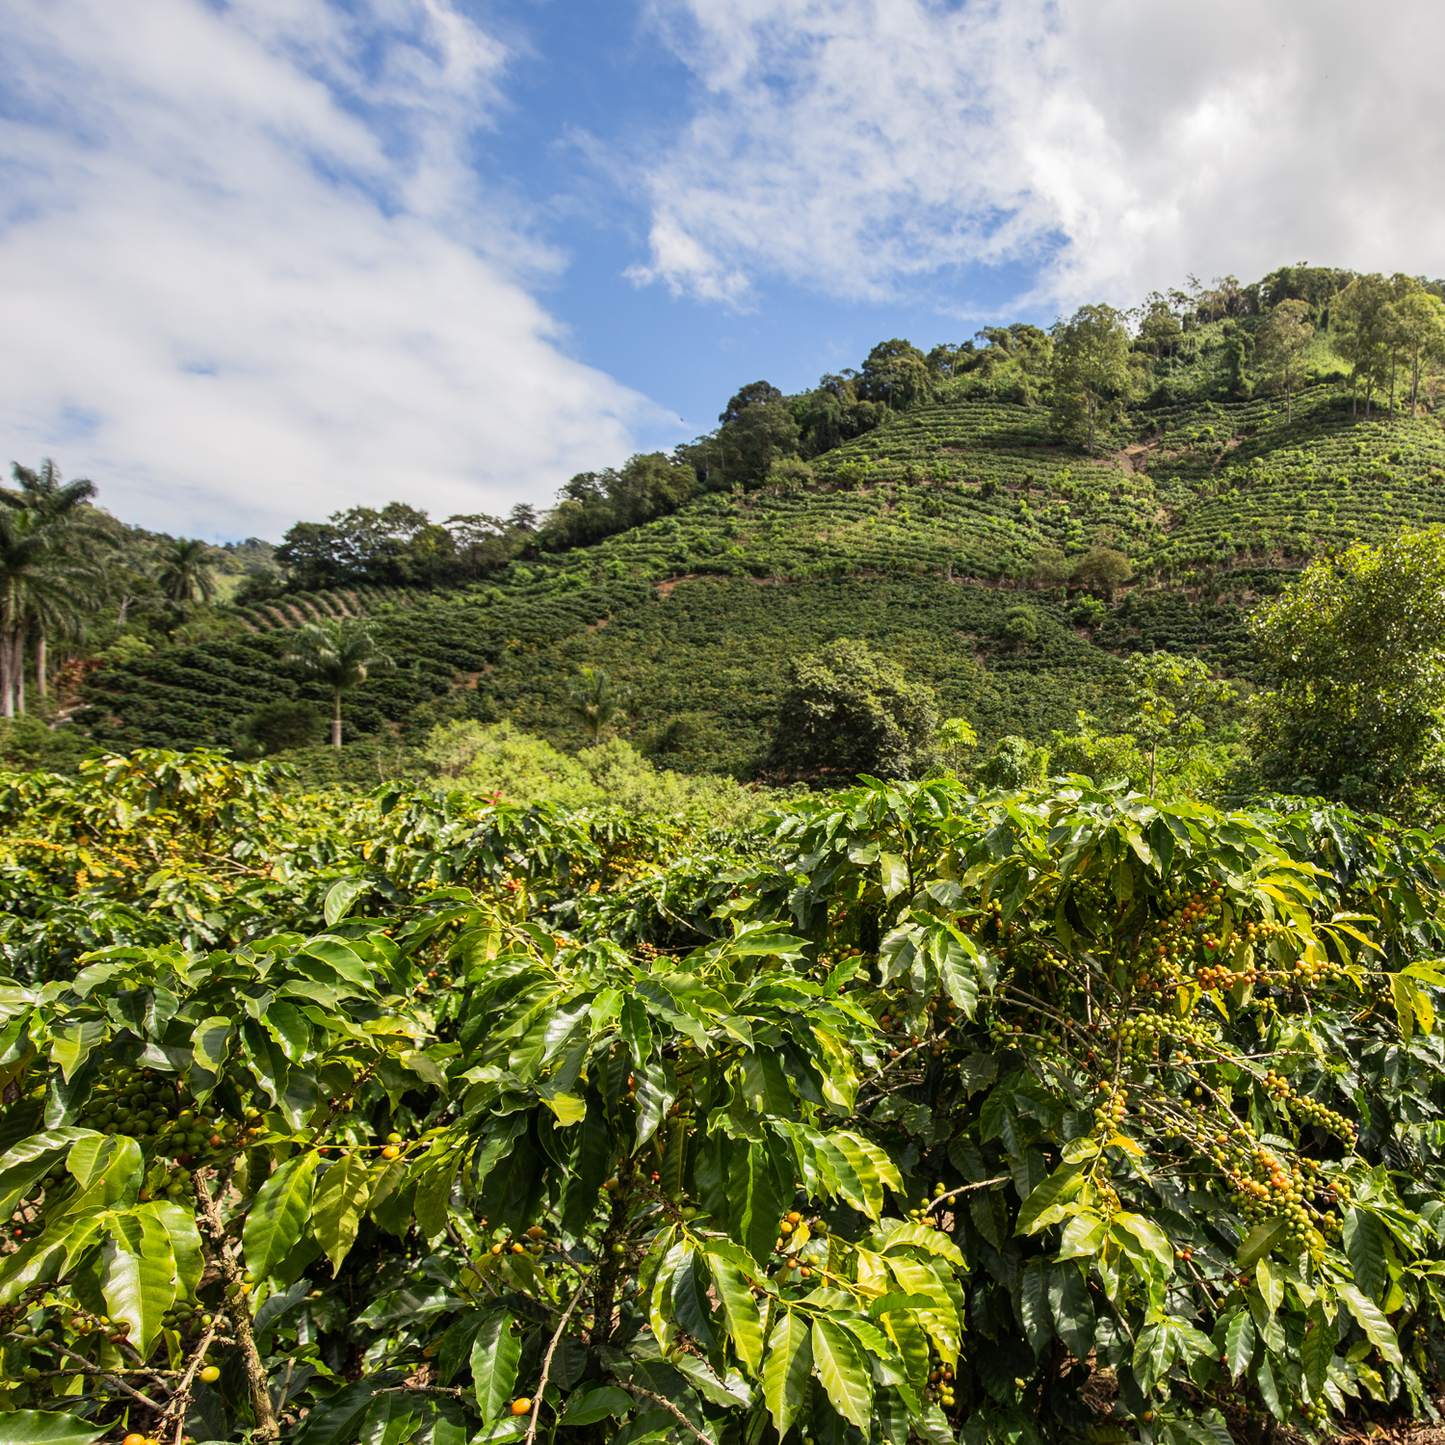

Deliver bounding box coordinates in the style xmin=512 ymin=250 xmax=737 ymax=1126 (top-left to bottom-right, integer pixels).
xmin=71 ymin=372 xmax=1445 ymax=777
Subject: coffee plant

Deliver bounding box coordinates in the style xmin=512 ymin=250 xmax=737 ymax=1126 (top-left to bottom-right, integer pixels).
xmin=0 ymin=753 xmax=1443 ymax=1444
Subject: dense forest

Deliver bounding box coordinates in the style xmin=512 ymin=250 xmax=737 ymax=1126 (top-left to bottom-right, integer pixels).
xmin=5 ymin=265 xmax=1445 ymax=1445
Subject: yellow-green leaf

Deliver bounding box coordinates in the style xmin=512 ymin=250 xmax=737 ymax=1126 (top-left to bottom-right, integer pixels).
xmin=812 ymin=1316 xmax=872 ymax=1429
xmin=763 ymin=1308 xmax=811 ymax=1438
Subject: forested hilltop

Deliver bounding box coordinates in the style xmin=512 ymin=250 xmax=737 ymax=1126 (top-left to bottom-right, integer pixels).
xmin=5 ymin=263 xmax=1445 ymax=803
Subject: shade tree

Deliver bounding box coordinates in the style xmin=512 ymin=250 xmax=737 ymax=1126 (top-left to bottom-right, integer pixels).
xmin=1050 ymin=304 xmax=1132 ymax=451
xmin=1256 ymin=298 xmax=1314 ymax=423
xmin=767 ymin=637 xmax=940 ymax=781
xmin=1249 ymin=526 xmax=1445 ymax=811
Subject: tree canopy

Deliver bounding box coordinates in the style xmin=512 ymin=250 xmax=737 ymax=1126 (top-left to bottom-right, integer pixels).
xmin=1249 ymin=526 xmax=1445 ymax=810
xmin=767 ymin=638 xmax=939 ymax=782
xmin=1049 ymin=305 xmax=1132 ymax=451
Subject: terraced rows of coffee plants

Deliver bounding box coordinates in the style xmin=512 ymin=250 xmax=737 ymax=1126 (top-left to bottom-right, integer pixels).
xmin=230 ymin=585 xmax=398 ymax=631
xmin=79 ymin=579 xmax=653 ymax=751
xmin=546 ymin=389 xmax=1445 ymax=589
xmin=83 ymin=385 xmax=1445 ymax=762
xmin=565 ymin=469 xmax=1155 ymax=583
xmin=1139 ymin=392 xmax=1445 ymax=572
xmin=475 ymin=576 xmax=1259 ymax=774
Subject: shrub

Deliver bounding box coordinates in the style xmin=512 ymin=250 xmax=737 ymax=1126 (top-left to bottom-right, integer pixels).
xmin=240 ymin=699 xmax=325 ymax=755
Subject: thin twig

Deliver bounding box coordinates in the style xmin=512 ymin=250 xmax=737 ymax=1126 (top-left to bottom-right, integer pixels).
xmin=374 ymin=1384 xmax=471 ymax=1399
xmin=29 ymin=1367 xmax=183 ymax=1380
xmin=164 ymin=1318 xmax=220 ymax=1445
xmin=618 ymin=1383 xmax=714 ymax=1445
xmin=524 ymin=1267 xmax=597 ymax=1445
xmin=30 ymin=1335 xmax=167 ymax=1412
xmin=856 ymin=1035 xmax=934 ymax=1100
xmin=923 ymin=1176 xmax=1011 ymax=1214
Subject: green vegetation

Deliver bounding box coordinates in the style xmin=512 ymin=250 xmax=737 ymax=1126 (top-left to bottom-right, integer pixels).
xmin=1249 ymin=528 xmax=1445 ymax=812
xmin=0 ymin=752 xmax=1444 ymax=1443
xmin=4 ymin=263 xmax=1435 ymax=788
xmin=766 ymin=638 xmax=939 ymax=783
xmin=13 ymin=263 xmax=1445 ymax=1444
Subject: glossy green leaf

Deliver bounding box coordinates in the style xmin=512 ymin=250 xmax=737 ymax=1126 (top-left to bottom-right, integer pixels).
xmin=1223 ymin=1308 xmax=1255 ymax=1380
xmin=559 ymin=1386 xmax=632 ymax=1426
xmin=324 ymin=876 xmax=371 ymax=927
xmin=1303 ymin=1300 xmax=1333 ymax=1400
xmin=669 ymin=1248 xmax=718 ymax=1351
xmin=1339 ymin=1282 xmax=1403 ymax=1366
xmin=471 ymin=1311 xmax=521 ymax=1422
xmin=1015 ymin=1160 xmax=1083 ymax=1234
xmin=147 ymin=1201 xmax=203 ymax=1300
xmin=1047 ymin=1262 xmax=1095 ymax=1358
xmin=1343 ymin=1207 xmax=1388 ymax=1300
xmin=1056 ymin=1211 xmax=1107 ymax=1261
xmin=100 ymin=1231 xmax=175 ymax=1355
xmin=0 ymin=1411 xmax=107 ymax=1445
xmin=879 ymin=852 xmax=909 ymax=899
xmin=312 ymin=1153 xmax=372 ymax=1273
xmin=244 ymin=1151 xmax=320 ymax=1281
xmin=359 ymin=1391 xmax=420 ymax=1445
xmin=1254 ymin=1351 xmax=1286 ymax=1422
xmin=1236 ymin=1218 xmax=1287 ymax=1270
xmin=191 ymin=1016 xmax=235 ymax=1076
xmin=1019 ymin=1258 xmax=1053 ymax=1355
xmin=707 ymin=1250 xmax=764 ymax=1372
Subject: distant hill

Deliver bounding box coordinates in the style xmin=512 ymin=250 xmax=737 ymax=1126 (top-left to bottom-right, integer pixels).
xmin=75 ymin=271 xmax=1445 ymax=775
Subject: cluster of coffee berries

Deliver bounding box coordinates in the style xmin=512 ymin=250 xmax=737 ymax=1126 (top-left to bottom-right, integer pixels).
xmin=78 ymin=1063 xmax=265 ymax=1165
xmin=488 ymin=1224 xmax=549 ymax=1258
xmin=928 ymin=1357 xmax=956 ymax=1409
xmin=1207 ymin=1137 xmax=1326 ymax=1246
xmin=1262 ymin=1070 xmax=1356 ymax=1144
xmin=1092 ymin=1089 xmax=1129 ymax=1137
xmin=775 ymin=1211 xmax=820 ymax=1278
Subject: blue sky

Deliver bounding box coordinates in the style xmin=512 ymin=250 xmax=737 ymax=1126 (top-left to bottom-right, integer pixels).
xmin=1 ymin=0 xmax=1443 ymax=538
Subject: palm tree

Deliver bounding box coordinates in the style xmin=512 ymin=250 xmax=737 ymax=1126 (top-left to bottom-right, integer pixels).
xmin=5 ymin=460 xmax=107 ymax=701
xmin=154 ymin=538 xmax=217 ymax=623
xmin=565 ymin=665 xmax=631 ymax=745
xmin=0 ymin=506 xmax=94 ymax=717
xmin=283 ymin=618 xmax=394 ymax=748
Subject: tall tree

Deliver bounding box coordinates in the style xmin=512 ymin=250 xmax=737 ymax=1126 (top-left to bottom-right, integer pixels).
xmin=1255 ymin=298 xmax=1314 ymax=424
xmin=283 ymin=618 xmax=394 ymax=748
xmin=1049 ymin=304 xmax=1131 ymax=451
xmin=0 ymin=507 xmax=93 ymax=717
xmin=1124 ymin=652 xmax=1236 ymax=795
xmin=5 ymin=460 xmax=105 ymax=699
xmin=1392 ymin=286 xmax=1445 ymax=418
xmin=1335 ymin=273 xmax=1394 ymax=418
xmin=154 ymin=537 xmax=217 ymax=624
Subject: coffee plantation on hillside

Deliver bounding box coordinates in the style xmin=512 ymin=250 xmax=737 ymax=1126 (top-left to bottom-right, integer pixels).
xmin=73 ymin=379 xmax=1445 ymax=769
xmin=0 ymin=753 xmax=1444 ymax=1444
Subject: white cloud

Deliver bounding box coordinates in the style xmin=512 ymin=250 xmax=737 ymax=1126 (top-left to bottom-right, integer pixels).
xmin=0 ymin=0 xmax=664 ymax=538
xmin=633 ymin=0 xmax=1445 ymax=317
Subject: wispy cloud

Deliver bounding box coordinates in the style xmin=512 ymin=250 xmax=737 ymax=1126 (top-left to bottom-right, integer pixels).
xmin=0 ymin=0 xmax=664 ymax=537
xmin=632 ymin=0 xmax=1445 ymax=315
